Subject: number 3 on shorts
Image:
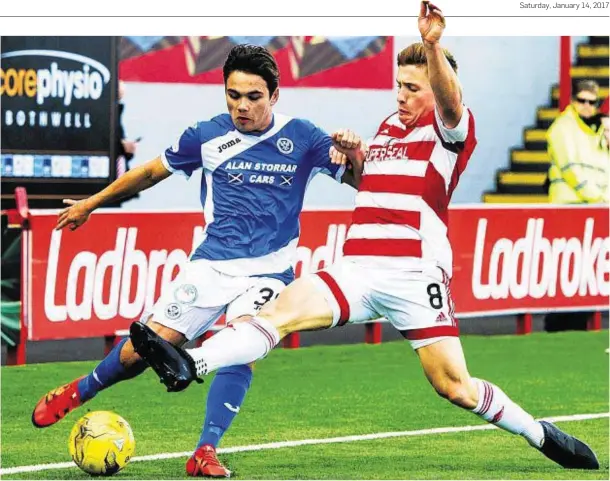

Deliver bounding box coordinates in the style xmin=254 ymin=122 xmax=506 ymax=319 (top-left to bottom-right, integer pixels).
xmin=427 ymin=283 xmax=443 ymax=310
xmin=253 ymin=287 xmax=279 ymax=311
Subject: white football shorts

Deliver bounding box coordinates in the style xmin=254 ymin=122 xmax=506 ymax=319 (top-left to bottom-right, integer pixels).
xmin=146 ymin=258 xmax=286 ymax=340
xmin=309 ymin=258 xmax=458 ymax=349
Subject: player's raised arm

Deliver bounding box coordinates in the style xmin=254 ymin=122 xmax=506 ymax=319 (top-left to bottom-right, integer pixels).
xmin=418 ymin=0 xmax=463 ymax=128
xmin=57 ymin=121 xmax=203 ymax=232
xmin=56 ymin=157 xmax=172 ymax=231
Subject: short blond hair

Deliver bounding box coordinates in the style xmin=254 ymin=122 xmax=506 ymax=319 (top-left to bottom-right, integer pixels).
xmin=397 ymin=42 xmax=458 ymax=73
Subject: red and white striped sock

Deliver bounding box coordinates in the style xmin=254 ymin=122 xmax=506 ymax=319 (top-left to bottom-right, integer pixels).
xmin=187 ymin=317 xmax=280 ymax=375
xmin=472 ymin=378 xmax=544 ymax=448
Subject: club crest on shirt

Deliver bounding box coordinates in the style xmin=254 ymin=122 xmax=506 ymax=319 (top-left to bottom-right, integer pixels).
xmin=276 ymin=137 xmax=294 ymax=155
xmin=165 ymin=303 xmax=182 ymax=320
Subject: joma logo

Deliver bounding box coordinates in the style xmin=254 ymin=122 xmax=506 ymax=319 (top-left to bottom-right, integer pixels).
xmin=218 ymin=138 xmax=241 ymax=153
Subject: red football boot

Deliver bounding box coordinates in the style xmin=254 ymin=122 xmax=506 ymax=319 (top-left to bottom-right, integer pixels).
xmin=186 ymin=444 xmax=232 ymax=478
xmin=32 ymin=376 xmax=86 ymax=428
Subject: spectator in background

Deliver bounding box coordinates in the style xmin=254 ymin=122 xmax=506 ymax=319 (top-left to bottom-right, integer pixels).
xmin=545 ymin=82 xmax=609 ymax=332
xmin=547 ymin=80 xmax=608 ymax=204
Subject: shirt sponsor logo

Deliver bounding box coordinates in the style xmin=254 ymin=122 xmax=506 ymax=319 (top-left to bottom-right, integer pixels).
xmin=218 ymin=137 xmax=241 ymax=153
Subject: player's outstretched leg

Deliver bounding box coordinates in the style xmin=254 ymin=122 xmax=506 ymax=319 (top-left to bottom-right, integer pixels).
xmin=134 ymin=277 xmax=334 ymax=390
xmin=32 ymin=321 xmax=185 ymax=428
xmin=415 ymin=337 xmax=599 ymax=470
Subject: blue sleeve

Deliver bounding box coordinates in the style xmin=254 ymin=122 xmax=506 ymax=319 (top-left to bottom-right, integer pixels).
xmin=308 ymin=123 xmax=345 ymax=182
xmin=161 ymin=123 xmax=202 ymax=177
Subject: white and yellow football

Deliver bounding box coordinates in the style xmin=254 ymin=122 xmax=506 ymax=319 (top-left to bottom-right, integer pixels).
xmin=68 ymin=411 xmax=135 ymax=476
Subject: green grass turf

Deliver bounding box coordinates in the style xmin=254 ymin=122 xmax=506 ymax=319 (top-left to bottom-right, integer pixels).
xmin=1 ymin=331 xmax=608 ymax=479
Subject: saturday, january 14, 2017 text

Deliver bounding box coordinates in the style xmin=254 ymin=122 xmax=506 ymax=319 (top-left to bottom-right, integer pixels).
xmin=520 ymin=1 xmax=609 ymax=10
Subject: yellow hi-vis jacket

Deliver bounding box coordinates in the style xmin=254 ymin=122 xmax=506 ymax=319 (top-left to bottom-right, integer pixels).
xmin=547 ymin=105 xmax=609 ymax=204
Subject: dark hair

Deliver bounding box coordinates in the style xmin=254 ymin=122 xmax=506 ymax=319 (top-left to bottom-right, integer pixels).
xmin=223 ymin=44 xmax=280 ymax=95
xmin=397 ymin=42 xmax=458 ymax=73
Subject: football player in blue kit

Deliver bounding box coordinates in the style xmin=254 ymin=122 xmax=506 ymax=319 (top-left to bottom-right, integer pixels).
xmin=32 ymin=44 xmax=367 ymax=477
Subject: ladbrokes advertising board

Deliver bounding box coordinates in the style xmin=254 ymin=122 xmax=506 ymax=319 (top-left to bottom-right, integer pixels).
xmin=450 ymin=206 xmax=609 ymax=315
xmin=26 ymin=210 xmax=352 ymax=340
xmin=1 ymin=37 xmax=117 ymax=180
xmin=23 ymin=206 xmax=609 ymax=341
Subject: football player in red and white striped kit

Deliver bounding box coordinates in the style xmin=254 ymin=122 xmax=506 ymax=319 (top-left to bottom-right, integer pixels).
xmin=132 ymin=1 xmax=599 ymax=470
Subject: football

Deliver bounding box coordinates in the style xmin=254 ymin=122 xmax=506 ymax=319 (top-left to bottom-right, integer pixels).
xmin=68 ymin=411 xmax=135 ymax=476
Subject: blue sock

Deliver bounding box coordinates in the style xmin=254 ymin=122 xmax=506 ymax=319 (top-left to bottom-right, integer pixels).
xmin=77 ymin=338 xmax=147 ymax=402
xmin=197 ymin=364 xmax=253 ymax=449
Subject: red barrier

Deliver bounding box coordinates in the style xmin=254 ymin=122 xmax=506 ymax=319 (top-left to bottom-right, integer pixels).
xmin=588 ymin=311 xmax=602 ymax=331
xmin=283 ymin=333 xmax=301 ymax=349
xmin=559 ymin=36 xmax=571 ymax=112
xmin=6 ymin=204 xmax=609 ymax=364
xmin=365 ymin=323 xmax=382 ymax=344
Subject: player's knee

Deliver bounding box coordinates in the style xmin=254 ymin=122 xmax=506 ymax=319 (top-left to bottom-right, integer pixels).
xmin=431 ymin=378 xmax=471 ymax=407
xmin=257 ymin=278 xmax=332 ymax=337
xmin=257 ymin=298 xmax=302 ymax=339
xmin=258 ymin=295 xmax=294 ymax=325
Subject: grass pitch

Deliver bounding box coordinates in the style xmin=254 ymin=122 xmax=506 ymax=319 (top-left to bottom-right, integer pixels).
xmin=1 ymin=330 xmax=608 ymax=479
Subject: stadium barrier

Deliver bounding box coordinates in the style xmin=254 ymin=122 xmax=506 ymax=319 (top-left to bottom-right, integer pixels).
xmin=4 ymin=197 xmax=608 ymax=365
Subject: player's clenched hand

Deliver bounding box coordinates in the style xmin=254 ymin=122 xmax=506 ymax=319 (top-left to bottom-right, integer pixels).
xmin=331 ymin=129 xmax=367 ymax=163
xmin=56 ymin=198 xmax=92 ymax=231
xmin=332 ymin=129 xmax=360 ymax=150
xmin=418 ymin=0 xmax=446 ymax=46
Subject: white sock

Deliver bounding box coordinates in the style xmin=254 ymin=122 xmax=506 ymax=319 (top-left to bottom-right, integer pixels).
xmin=472 ymin=378 xmax=544 ymax=448
xmin=186 ymin=317 xmax=280 ymax=375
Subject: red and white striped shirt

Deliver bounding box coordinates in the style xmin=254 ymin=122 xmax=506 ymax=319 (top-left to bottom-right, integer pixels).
xmin=343 ymin=107 xmax=477 ymax=277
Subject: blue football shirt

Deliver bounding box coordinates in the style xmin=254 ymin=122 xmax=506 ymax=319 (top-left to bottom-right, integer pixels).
xmin=161 ymin=113 xmax=345 ymax=282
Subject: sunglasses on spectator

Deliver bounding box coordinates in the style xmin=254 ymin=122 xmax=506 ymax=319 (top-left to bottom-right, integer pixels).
xmin=574 ymin=97 xmax=598 ymax=106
